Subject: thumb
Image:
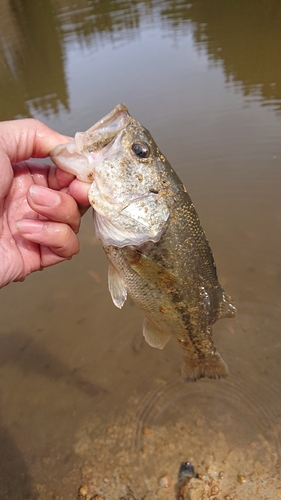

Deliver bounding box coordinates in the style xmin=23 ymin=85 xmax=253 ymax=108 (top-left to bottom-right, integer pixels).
xmin=0 ymin=118 xmax=71 ymax=164
xmin=0 ymin=151 xmax=13 ymax=200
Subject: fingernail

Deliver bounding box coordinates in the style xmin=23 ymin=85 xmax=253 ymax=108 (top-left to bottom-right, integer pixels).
xmin=16 ymin=219 xmax=44 ymax=234
xmin=29 ymin=185 xmax=61 ymax=207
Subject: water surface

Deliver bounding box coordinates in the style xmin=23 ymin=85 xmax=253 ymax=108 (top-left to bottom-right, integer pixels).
xmin=0 ymin=1 xmax=280 ymax=498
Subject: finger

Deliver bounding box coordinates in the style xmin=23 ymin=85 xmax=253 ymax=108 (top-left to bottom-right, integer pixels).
xmin=48 ymin=166 xmax=90 ymax=215
xmin=27 ymin=185 xmax=81 ymax=233
xmin=0 ymin=154 xmax=13 ymax=200
xmin=15 ymin=160 xmax=50 ymax=188
xmin=67 ymin=178 xmax=90 ymax=216
xmin=15 ymin=219 xmax=80 ymax=260
xmin=48 ymin=165 xmax=76 ymax=191
xmin=27 ymin=161 xmax=50 ymax=186
xmin=0 ymin=118 xmax=71 ymax=164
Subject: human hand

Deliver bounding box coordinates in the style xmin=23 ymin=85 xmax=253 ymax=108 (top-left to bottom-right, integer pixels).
xmin=0 ymin=118 xmax=90 ymax=288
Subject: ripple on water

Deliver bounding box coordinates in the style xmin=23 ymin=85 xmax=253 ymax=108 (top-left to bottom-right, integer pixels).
xmin=76 ymin=300 xmax=281 ymax=499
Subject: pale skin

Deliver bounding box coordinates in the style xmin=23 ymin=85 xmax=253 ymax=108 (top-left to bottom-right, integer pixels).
xmin=0 ymin=118 xmax=90 ymax=288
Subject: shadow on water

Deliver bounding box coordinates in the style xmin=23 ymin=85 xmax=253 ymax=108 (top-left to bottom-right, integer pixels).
xmin=0 ymin=331 xmax=108 ymax=399
xmin=0 ymin=397 xmax=38 ymax=500
xmin=0 ymin=313 xmax=110 ymax=496
xmin=0 ymin=0 xmax=281 ymax=119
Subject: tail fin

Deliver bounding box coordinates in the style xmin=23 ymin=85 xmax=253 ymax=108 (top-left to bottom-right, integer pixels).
xmin=181 ymin=350 xmax=228 ymax=382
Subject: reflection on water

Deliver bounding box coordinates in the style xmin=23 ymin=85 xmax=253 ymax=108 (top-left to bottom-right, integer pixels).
xmin=0 ymin=0 xmax=281 ymax=119
xmin=57 ymin=0 xmax=151 ymax=45
xmin=189 ymin=0 xmax=281 ymax=112
xmin=0 ymin=0 xmax=281 ymax=498
xmin=0 ymin=0 xmax=68 ymax=119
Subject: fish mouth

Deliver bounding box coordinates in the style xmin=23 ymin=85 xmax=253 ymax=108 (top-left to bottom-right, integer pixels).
xmin=76 ymin=103 xmax=131 ymax=153
xmin=49 ymin=104 xmax=131 ymax=182
xmin=88 ymin=103 xmax=130 ymax=135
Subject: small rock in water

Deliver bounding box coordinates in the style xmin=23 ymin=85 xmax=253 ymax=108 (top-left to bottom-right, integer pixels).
xmin=158 ymin=474 xmax=171 ymax=488
xmin=185 ymin=478 xmax=205 ymax=500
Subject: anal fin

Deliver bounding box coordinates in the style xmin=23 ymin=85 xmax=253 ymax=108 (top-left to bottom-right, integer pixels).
xmin=143 ymin=317 xmax=171 ymax=349
xmin=108 ymin=262 xmax=127 ymax=309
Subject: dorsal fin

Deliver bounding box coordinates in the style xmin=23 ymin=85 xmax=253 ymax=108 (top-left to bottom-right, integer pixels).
xmin=218 ymin=291 xmax=236 ymax=319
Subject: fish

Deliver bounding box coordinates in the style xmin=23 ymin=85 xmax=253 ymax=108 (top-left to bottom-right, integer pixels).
xmin=50 ymin=103 xmax=236 ymax=381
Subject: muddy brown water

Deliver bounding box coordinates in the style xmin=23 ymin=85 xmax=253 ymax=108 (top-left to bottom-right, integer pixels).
xmin=0 ymin=1 xmax=281 ymax=499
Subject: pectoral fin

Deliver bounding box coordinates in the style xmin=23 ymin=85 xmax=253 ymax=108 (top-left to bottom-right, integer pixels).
xmin=108 ymin=262 xmax=127 ymax=309
xmin=143 ymin=317 xmax=171 ymax=349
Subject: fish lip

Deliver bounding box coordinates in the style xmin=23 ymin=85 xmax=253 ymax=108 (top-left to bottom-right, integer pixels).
xmin=76 ymin=103 xmax=131 ymax=154
xmin=88 ymin=103 xmax=130 ymax=134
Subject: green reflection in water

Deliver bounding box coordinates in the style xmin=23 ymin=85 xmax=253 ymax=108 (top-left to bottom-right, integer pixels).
xmin=0 ymin=0 xmax=68 ymax=120
xmin=187 ymin=0 xmax=281 ymax=111
xmin=0 ymin=0 xmax=281 ymax=120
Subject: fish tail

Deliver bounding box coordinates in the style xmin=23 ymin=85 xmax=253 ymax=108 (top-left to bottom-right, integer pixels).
xmin=181 ymin=350 xmax=228 ymax=382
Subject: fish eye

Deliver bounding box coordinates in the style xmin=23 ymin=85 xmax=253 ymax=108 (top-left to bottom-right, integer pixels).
xmin=131 ymin=141 xmax=150 ymax=158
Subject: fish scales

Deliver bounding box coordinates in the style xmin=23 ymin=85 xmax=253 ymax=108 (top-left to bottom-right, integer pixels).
xmin=50 ymin=103 xmax=236 ymax=381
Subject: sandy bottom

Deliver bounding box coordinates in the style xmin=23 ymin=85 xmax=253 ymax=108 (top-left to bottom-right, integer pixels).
xmin=75 ymin=384 xmax=280 ymax=500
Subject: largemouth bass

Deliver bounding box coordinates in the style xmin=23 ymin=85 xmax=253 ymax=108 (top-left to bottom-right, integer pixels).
xmin=50 ymin=104 xmax=236 ymax=381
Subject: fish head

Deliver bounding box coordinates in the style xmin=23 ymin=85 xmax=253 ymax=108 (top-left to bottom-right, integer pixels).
xmin=50 ymin=104 xmax=171 ymax=247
